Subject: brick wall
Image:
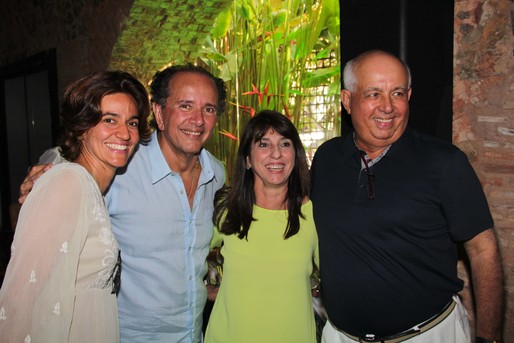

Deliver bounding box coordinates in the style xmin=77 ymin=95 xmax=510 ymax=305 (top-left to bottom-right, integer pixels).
xmin=454 ymin=0 xmax=514 ymax=340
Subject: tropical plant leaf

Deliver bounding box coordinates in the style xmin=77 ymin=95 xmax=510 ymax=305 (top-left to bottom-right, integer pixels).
xmin=302 ymin=65 xmax=340 ymax=88
xmin=198 ymin=0 xmax=340 ymax=183
xmin=211 ymin=6 xmax=233 ymax=39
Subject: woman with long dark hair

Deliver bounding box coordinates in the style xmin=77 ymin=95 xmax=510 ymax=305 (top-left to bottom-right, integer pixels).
xmin=205 ymin=110 xmax=318 ymax=343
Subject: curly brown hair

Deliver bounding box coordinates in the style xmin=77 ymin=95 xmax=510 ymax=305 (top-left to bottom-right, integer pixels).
xmin=59 ymin=71 xmax=152 ymax=161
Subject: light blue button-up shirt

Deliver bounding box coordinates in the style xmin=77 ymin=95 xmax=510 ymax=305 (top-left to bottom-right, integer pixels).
xmin=105 ymin=131 xmax=225 ymax=343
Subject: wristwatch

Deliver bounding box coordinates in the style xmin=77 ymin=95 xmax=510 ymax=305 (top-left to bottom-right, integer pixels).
xmin=476 ymin=337 xmax=499 ymax=343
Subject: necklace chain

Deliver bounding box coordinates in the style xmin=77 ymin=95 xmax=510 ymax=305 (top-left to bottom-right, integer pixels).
xmin=187 ymin=160 xmax=200 ymax=200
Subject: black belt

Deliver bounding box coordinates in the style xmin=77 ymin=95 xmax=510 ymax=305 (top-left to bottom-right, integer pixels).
xmin=340 ymin=300 xmax=457 ymax=343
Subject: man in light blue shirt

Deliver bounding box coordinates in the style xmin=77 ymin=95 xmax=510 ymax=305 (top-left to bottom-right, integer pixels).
xmin=20 ymin=65 xmax=227 ymax=342
xmin=107 ymin=129 xmax=224 ymax=342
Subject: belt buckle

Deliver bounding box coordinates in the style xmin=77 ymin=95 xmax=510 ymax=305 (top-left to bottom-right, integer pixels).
xmin=362 ymin=334 xmax=379 ymax=342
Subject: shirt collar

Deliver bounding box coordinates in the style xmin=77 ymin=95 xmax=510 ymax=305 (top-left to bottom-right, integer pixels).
xmin=148 ymin=130 xmax=217 ymax=185
xmin=352 ymin=131 xmax=391 ymax=167
xmin=341 ymin=127 xmax=415 ymax=163
xmin=340 ymin=131 xmax=360 ymax=162
xmin=385 ymin=127 xmax=415 ymax=161
xmin=148 ymin=131 xmax=171 ymax=184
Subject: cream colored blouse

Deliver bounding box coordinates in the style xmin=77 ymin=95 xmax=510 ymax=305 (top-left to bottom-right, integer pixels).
xmin=0 ymin=163 xmax=119 ymax=343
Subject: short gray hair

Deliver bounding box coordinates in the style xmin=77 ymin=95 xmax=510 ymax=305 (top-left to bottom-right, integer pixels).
xmin=343 ymin=50 xmax=412 ymax=92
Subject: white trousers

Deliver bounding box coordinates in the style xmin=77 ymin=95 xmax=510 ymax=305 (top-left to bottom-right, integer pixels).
xmin=321 ymin=296 xmax=471 ymax=343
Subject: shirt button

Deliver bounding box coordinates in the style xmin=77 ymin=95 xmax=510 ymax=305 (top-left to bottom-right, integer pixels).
xmin=189 ymin=275 xmax=193 ymax=280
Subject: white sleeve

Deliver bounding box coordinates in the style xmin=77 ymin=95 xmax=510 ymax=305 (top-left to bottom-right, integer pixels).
xmin=38 ymin=147 xmax=66 ymax=164
xmin=0 ymin=167 xmax=88 ymax=342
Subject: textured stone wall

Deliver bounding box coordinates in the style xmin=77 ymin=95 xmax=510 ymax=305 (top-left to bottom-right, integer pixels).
xmin=110 ymin=0 xmax=232 ymax=82
xmin=454 ymin=0 xmax=514 ymax=340
xmin=0 ymin=0 xmax=230 ymax=95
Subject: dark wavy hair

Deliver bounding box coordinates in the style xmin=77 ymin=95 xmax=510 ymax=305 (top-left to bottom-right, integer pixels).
xmin=214 ymin=110 xmax=310 ymax=240
xmin=58 ymin=71 xmax=152 ymax=161
xmin=148 ymin=64 xmax=228 ymax=129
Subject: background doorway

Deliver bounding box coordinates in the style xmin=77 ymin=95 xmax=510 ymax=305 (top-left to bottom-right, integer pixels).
xmin=0 ymin=50 xmax=59 ymax=231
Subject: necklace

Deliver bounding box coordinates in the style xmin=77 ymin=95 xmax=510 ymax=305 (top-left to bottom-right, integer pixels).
xmin=187 ymin=160 xmax=200 ymax=200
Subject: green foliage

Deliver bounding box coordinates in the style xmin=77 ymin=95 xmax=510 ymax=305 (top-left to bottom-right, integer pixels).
xmin=199 ymin=0 xmax=340 ymax=182
xmin=210 ymin=6 xmax=232 ymax=39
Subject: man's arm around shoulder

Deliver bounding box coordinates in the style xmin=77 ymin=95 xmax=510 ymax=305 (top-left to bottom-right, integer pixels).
xmin=19 ymin=147 xmax=64 ymax=204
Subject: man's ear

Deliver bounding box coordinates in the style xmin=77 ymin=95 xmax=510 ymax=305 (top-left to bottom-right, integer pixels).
xmin=153 ymin=103 xmax=165 ymax=131
xmin=407 ymin=87 xmax=412 ymax=101
xmin=341 ymin=90 xmax=352 ymax=114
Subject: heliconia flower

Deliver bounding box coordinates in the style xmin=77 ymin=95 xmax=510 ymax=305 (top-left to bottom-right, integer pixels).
xmin=264 ymin=82 xmax=272 ymax=106
xmin=283 ymin=100 xmax=291 ymax=119
xmin=219 ymin=130 xmax=239 ymax=141
xmin=242 ymin=83 xmax=274 ymax=106
xmin=239 ymin=105 xmax=256 ymax=117
xmin=242 ymin=84 xmax=259 ymax=96
xmin=242 ymin=84 xmax=263 ymax=104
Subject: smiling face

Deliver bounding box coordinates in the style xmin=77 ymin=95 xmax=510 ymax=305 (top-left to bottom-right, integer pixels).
xmin=341 ymin=52 xmax=412 ymax=157
xmin=154 ymin=71 xmax=218 ymax=161
xmin=247 ymin=128 xmax=295 ymax=191
xmin=79 ymin=92 xmax=140 ymax=171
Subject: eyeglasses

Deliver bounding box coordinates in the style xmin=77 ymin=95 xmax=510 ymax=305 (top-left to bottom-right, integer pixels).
xmin=360 ymin=152 xmax=375 ymax=200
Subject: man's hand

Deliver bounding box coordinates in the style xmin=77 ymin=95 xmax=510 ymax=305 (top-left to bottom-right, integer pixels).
xmin=206 ymin=284 xmax=219 ymax=302
xmin=18 ymin=164 xmax=53 ymax=204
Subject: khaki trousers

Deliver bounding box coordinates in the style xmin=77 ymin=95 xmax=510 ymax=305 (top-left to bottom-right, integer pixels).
xmin=321 ymin=296 xmax=471 ymax=343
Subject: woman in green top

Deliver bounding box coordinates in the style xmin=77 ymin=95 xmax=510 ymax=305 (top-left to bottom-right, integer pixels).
xmin=205 ymin=110 xmax=319 ymax=343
